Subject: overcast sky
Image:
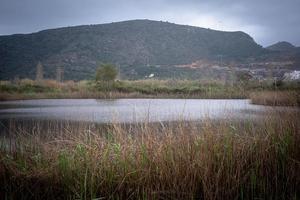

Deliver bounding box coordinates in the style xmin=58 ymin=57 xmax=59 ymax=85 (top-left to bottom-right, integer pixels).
xmin=0 ymin=0 xmax=299 ymax=47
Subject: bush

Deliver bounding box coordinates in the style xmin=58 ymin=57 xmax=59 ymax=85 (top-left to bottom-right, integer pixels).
xmin=95 ymin=63 xmax=118 ymax=82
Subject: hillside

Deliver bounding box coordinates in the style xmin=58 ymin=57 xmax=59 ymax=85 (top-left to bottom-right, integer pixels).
xmin=0 ymin=20 xmax=265 ymax=80
xmin=266 ymin=41 xmax=296 ymax=52
xmin=263 ymin=42 xmax=300 ymax=70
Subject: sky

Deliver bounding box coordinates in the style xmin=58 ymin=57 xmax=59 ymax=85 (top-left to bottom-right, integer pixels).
xmin=0 ymin=0 xmax=300 ymax=47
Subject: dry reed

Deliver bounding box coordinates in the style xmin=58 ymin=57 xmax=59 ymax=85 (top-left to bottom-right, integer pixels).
xmin=250 ymin=91 xmax=300 ymax=106
xmin=0 ymin=110 xmax=299 ymax=199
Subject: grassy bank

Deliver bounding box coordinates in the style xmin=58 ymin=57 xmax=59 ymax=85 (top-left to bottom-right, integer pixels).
xmin=1 ymin=111 xmax=299 ymax=199
xmin=0 ymin=79 xmax=247 ymax=100
xmin=1 ymin=79 xmax=300 ymax=101
xmin=1 ymin=79 xmax=300 ymax=107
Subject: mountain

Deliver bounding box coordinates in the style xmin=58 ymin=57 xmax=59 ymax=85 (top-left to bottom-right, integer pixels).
xmin=264 ymin=42 xmax=300 ymax=68
xmin=266 ymin=41 xmax=296 ymax=52
xmin=0 ymin=19 xmax=266 ymax=80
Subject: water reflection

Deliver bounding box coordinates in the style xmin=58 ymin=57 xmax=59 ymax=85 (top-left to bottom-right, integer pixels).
xmin=0 ymin=99 xmax=274 ymax=123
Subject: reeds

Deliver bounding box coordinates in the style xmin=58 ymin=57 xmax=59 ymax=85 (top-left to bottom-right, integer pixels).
xmin=1 ymin=110 xmax=299 ymax=199
xmin=250 ymin=91 xmax=300 ymax=106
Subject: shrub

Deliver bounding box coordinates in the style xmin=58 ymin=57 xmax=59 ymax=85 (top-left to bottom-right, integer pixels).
xmin=95 ymin=63 xmax=118 ymax=82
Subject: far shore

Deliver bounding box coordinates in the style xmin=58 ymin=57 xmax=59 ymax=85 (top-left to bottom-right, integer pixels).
xmin=0 ymin=79 xmax=299 ymax=106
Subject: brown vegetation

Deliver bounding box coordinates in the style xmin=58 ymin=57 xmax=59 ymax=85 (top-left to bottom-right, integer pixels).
xmin=1 ymin=110 xmax=299 ymax=199
xmin=250 ymin=91 xmax=300 ymax=106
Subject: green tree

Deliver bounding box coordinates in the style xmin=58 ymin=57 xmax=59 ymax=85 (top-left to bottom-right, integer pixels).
xmin=96 ymin=63 xmax=118 ymax=82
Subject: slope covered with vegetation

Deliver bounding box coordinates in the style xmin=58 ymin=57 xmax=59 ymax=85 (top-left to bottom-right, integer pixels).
xmin=0 ymin=20 xmax=264 ymax=80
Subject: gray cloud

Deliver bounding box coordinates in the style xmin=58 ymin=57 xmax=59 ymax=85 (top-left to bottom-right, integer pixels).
xmin=0 ymin=0 xmax=299 ymax=46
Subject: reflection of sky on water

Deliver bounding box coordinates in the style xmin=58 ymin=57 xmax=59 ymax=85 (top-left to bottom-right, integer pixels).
xmin=0 ymin=99 xmax=288 ymax=123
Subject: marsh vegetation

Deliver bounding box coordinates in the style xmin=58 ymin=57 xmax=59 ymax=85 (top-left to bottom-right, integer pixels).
xmin=0 ymin=110 xmax=299 ymax=199
xmin=1 ymin=79 xmax=299 ymax=106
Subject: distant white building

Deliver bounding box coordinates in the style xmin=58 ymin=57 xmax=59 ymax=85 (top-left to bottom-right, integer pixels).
xmin=148 ymin=73 xmax=154 ymax=78
xmin=283 ymin=70 xmax=300 ymax=80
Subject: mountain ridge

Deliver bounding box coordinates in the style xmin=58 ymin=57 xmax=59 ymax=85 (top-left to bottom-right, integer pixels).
xmin=266 ymin=41 xmax=297 ymax=52
xmin=0 ymin=19 xmax=257 ymax=37
xmin=0 ymin=19 xmax=288 ymax=80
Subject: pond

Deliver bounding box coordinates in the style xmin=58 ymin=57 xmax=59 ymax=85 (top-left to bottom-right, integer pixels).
xmin=0 ymin=99 xmax=278 ymax=123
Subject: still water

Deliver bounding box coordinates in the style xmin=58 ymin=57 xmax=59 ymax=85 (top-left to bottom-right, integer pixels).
xmin=0 ymin=99 xmax=274 ymax=123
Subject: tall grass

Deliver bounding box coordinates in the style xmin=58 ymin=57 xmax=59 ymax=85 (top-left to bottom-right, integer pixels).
xmin=250 ymin=91 xmax=300 ymax=106
xmin=1 ymin=110 xmax=299 ymax=199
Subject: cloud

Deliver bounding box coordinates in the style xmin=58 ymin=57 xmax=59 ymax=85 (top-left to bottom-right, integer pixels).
xmin=0 ymin=0 xmax=299 ymax=46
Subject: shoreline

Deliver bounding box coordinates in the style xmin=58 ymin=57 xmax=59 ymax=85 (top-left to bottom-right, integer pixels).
xmin=1 ymin=79 xmax=299 ymax=106
xmin=1 ymin=93 xmax=299 ymax=107
xmin=0 ymin=91 xmax=247 ymax=101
